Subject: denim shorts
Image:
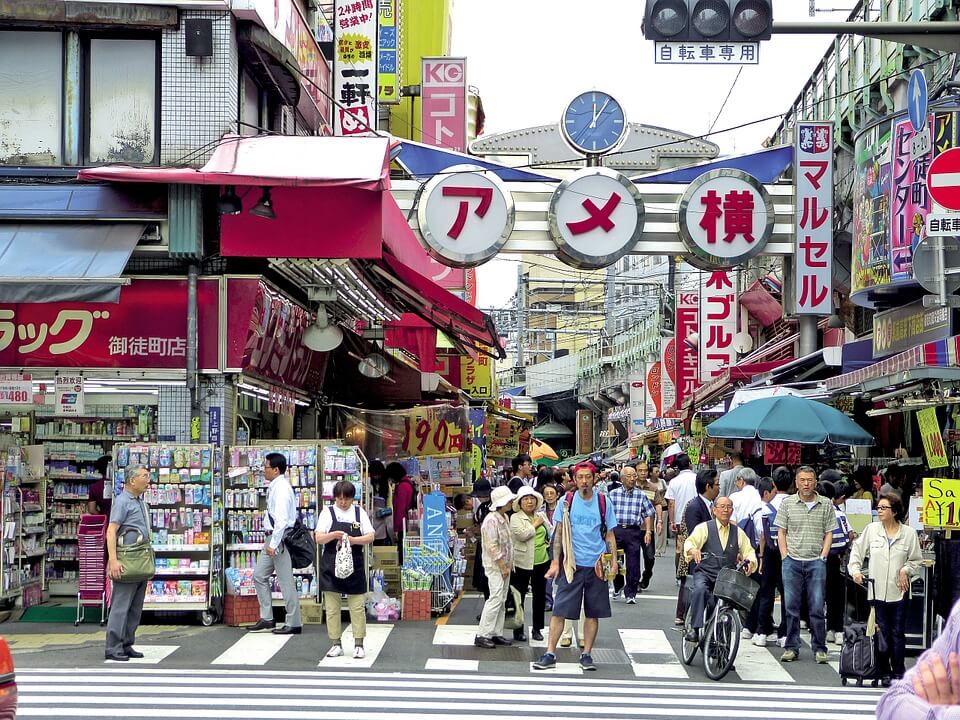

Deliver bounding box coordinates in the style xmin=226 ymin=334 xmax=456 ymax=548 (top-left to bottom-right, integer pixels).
xmin=552 ymin=565 xmax=611 ymax=620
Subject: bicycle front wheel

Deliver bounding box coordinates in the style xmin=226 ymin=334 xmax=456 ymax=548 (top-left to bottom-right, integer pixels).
xmin=703 ymin=604 xmax=740 ymax=681
xmin=681 ymin=605 xmax=698 ymax=665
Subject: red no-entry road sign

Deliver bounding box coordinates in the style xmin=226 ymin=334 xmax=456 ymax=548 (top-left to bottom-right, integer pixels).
xmin=927 ymin=148 xmax=960 ymax=211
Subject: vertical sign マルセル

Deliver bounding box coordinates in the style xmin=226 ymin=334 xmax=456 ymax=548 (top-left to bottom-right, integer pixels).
xmin=794 ymin=122 xmax=834 ymax=313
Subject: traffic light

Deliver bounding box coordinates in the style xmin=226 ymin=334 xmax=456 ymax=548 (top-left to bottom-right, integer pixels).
xmin=642 ymin=0 xmax=772 ymax=42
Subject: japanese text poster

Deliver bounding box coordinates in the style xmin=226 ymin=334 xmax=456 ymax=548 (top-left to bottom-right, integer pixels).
xmin=334 ymin=0 xmax=378 ymax=135
xmin=699 ymin=271 xmax=738 ymax=380
xmin=794 ymin=121 xmax=834 ymax=315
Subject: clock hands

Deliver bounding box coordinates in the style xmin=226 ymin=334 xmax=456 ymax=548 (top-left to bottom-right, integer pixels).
xmin=590 ymin=98 xmax=611 ymax=129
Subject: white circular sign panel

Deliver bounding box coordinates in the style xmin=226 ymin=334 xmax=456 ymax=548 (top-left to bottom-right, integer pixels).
xmin=678 ymin=169 xmax=774 ymax=269
xmin=417 ymin=164 xmax=515 ymax=268
xmin=548 ymin=167 xmax=645 ymax=270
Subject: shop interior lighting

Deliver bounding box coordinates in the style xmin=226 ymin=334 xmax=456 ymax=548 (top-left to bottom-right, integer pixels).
xmin=217 ymin=186 xmax=242 ymax=215
xmin=866 ymin=406 xmax=905 ymax=418
xmin=870 ymin=383 xmax=925 ymax=403
xmin=249 ymin=188 xmax=276 ymax=220
xmin=303 ymin=304 xmax=344 ymax=352
xmin=236 ymin=382 xmax=309 ymax=407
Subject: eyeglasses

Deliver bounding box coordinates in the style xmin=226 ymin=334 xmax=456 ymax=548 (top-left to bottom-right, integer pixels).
xmin=877 ymin=505 xmax=893 ymax=511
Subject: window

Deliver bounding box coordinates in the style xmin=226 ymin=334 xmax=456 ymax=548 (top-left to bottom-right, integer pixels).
xmin=241 ymin=72 xmax=261 ymax=137
xmin=86 ymin=38 xmax=157 ymax=164
xmin=0 ymin=31 xmax=62 ymax=166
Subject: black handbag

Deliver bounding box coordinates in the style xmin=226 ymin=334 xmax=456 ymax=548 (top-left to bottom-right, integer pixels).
xmin=283 ymin=518 xmax=316 ymax=569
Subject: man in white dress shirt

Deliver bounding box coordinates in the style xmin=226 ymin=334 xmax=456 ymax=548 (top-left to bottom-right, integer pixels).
xmin=250 ymin=452 xmax=302 ymax=634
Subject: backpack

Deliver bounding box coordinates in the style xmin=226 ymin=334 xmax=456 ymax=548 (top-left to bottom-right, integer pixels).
xmin=564 ymin=491 xmax=608 ymax=539
xmin=737 ymin=515 xmax=759 ymax=549
xmin=761 ymin=501 xmax=779 ymax=549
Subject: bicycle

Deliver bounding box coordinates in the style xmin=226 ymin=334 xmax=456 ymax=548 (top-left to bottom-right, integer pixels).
xmin=681 ymin=557 xmax=758 ymax=681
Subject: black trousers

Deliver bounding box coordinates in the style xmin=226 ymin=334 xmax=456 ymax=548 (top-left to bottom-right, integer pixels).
xmin=875 ymin=597 xmax=909 ymax=677
xmin=511 ymin=561 xmax=549 ymax=632
xmin=613 ymin=526 xmax=644 ymax=598
xmin=825 ymin=553 xmax=845 ymax=633
xmin=755 ymin=544 xmax=786 ymax=638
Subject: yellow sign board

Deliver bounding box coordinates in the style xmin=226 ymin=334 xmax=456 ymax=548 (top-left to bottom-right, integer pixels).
xmin=917 ymin=408 xmax=949 ymax=469
xmin=377 ymin=0 xmax=400 ymax=104
xmin=460 ymin=354 xmax=495 ymax=399
xmin=922 ymin=477 xmax=960 ymax=529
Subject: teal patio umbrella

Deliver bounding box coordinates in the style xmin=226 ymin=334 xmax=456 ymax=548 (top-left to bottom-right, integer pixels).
xmin=706 ymin=395 xmax=874 ymax=446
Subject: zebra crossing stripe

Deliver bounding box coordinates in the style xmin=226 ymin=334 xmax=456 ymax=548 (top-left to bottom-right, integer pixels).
xmin=317 ymin=625 xmax=392 ymax=668
xmin=619 ymin=629 xmax=688 ymax=678
xmin=211 ymin=633 xmax=291 ymax=665
xmin=108 ymin=645 xmax=180 ymax=665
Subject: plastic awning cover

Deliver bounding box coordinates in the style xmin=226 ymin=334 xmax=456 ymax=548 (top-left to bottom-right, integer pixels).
xmin=0 ymin=223 xmax=143 ymax=302
xmin=78 ymin=134 xmax=391 ymax=190
xmin=633 ymin=145 xmax=793 ymax=184
xmin=395 ymin=139 xmax=556 ymax=182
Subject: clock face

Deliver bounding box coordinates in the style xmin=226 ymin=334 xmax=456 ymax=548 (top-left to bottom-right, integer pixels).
xmin=561 ymin=91 xmax=627 ymax=156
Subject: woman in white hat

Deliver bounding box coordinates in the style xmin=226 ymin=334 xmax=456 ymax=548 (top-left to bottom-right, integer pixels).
xmin=510 ymin=485 xmax=550 ymax=642
xmin=475 ymin=486 xmax=516 ymax=649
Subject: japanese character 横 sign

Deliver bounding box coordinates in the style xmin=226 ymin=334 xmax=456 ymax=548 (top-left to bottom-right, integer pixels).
xmin=675 ymin=292 xmax=700 ymax=411
xmin=679 ymin=169 xmax=773 ymax=269
xmin=699 ymin=270 xmax=738 ymax=381
xmin=334 ymin=0 xmax=378 ymax=135
xmin=795 ymin=121 xmax=834 ymax=315
xmin=417 ymin=165 xmax=515 ymax=268
xmin=421 ymin=57 xmax=467 ymax=152
xmin=548 ymin=167 xmax=645 ymax=270
xmin=654 ymin=42 xmax=760 ymax=65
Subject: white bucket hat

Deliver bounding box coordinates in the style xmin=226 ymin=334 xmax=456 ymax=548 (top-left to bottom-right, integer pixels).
xmin=489 ymin=486 xmax=516 ymax=511
xmin=512 ymin=485 xmax=544 ymax=513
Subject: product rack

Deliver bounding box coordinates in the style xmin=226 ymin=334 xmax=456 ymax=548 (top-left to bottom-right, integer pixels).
xmin=44 ymin=440 xmax=104 ymax=596
xmin=113 ymin=443 xmax=224 ymax=625
xmin=0 ymin=444 xmax=46 ymax=608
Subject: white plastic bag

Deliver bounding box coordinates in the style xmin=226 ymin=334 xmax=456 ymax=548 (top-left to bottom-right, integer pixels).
xmin=334 ymin=536 xmax=354 ymax=579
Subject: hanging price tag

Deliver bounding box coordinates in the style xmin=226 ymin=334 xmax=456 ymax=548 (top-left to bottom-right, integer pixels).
xmin=0 ymin=373 xmax=32 ymax=404
xmin=917 ymin=408 xmax=949 ymax=469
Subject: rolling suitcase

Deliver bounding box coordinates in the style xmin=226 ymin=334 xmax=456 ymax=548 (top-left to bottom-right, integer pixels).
xmin=839 ymin=579 xmax=884 ymax=687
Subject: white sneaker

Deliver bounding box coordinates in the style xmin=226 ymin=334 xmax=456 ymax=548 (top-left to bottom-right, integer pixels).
xmin=800 ymin=621 xmax=808 ymax=630
xmin=612 ymin=589 xmax=622 ymax=599
xmin=834 ymin=633 xmax=844 ymax=646
xmin=326 ymin=645 xmax=344 ymax=658
xmin=353 ymin=646 xmax=365 ymax=659
xmin=826 ymin=630 xmax=836 ymax=644
xmin=752 ymin=634 xmax=768 ymax=647
xmin=741 ymin=629 xmax=753 ymax=640
xmin=777 ymin=636 xmax=787 ymax=648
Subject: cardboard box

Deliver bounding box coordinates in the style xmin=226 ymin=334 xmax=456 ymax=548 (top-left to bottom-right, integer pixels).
xmin=301 ymin=599 xmax=324 ymax=625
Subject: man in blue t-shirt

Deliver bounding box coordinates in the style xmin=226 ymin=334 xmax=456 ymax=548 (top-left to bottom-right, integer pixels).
xmin=534 ymin=461 xmax=618 ymax=672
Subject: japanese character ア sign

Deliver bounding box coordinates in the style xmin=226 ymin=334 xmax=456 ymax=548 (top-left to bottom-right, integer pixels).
xmin=794 ymin=121 xmax=834 ymax=315
xmin=678 ymin=169 xmax=774 ymax=269
xmin=548 ymin=167 xmax=645 ymax=270
xmin=699 ymin=270 xmax=738 ymax=381
xmin=416 ymin=165 xmax=515 ymax=268
xmin=421 ymin=57 xmax=467 ymax=152
xmin=334 ymin=0 xmax=378 ymax=135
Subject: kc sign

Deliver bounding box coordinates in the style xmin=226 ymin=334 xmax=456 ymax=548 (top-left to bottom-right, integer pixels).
xmin=547 ymin=167 xmax=645 ymax=270
xmin=794 ymin=121 xmax=834 ymax=315
xmin=678 ymin=169 xmax=774 ymax=269
xmin=422 ymin=57 xmax=467 ymax=152
xmin=417 ymin=165 xmax=515 ymax=267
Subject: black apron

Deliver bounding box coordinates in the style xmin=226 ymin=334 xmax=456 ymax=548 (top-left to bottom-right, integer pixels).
xmin=319 ymin=505 xmax=366 ymax=595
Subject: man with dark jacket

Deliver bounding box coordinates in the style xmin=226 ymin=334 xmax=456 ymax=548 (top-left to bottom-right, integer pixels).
xmin=507 ymin=454 xmax=534 ymax=493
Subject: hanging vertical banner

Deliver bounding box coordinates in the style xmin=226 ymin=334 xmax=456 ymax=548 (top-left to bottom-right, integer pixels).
xmin=917 ymin=407 xmax=949 ymax=469
xmin=421 ymin=490 xmax=450 ymax=554
xmin=333 ymin=0 xmax=378 ymax=136
xmin=676 ymin=292 xmax=700 ymax=410
xmin=421 ymin=57 xmax=467 ymax=152
xmin=646 ymin=361 xmax=663 ymax=419
xmin=661 ymin=338 xmax=677 ymax=417
xmin=377 ymin=0 xmax=400 ymax=104
xmin=699 ymin=270 xmax=738 ymax=381
xmin=55 ymin=375 xmax=84 ymax=417
xmin=628 ymin=373 xmax=647 ymax=440
xmin=795 ymin=121 xmax=835 ymax=314
xmin=890 ymin=117 xmax=933 ymax=280
xmin=576 ymin=409 xmax=594 ymax=455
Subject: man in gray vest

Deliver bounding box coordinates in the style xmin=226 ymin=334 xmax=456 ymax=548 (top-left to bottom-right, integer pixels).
xmin=682 ymin=496 xmax=758 ymax=642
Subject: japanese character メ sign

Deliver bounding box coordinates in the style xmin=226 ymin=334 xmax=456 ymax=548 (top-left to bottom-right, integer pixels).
xmin=794 ymin=122 xmax=833 ymax=315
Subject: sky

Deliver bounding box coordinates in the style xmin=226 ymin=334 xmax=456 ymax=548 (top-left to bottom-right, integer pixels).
xmin=450 ymin=0 xmax=851 ymax=309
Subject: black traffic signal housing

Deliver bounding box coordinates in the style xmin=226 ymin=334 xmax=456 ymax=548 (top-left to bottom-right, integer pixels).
xmin=642 ymin=0 xmax=772 ymax=42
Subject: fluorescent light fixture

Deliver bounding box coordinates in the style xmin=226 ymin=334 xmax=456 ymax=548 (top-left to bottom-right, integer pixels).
xmin=866 ymin=407 xmax=904 ymax=417
xmin=871 ymin=383 xmax=924 ymax=403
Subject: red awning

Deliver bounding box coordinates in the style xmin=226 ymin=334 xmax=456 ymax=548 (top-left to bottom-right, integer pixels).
xmin=78 ymin=134 xmax=391 ymax=190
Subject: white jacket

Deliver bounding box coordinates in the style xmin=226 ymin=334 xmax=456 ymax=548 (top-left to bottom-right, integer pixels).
xmin=847 ymin=521 xmax=922 ymax=603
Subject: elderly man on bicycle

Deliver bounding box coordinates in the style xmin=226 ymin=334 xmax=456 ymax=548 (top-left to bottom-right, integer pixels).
xmin=683 ymin=496 xmax=758 ymax=643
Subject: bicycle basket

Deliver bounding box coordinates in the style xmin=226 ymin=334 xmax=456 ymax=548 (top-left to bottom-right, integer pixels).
xmin=713 ymin=567 xmax=759 ymax=613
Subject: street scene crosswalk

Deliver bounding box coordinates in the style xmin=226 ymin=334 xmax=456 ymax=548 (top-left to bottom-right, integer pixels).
xmin=16 ymin=668 xmax=886 ymax=720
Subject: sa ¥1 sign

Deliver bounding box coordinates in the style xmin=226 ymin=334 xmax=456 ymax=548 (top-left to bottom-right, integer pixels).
xmin=922 ymin=476 xmax=960 ymax=528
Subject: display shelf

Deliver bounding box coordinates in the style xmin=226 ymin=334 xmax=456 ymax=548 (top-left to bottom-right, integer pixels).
xmin=50 ymin=536 xmax=77 ymax=542
xmin=47 ymin=473 xmax=99 ymax=481
xmin=143 ymin=601 xmax=207 ymax=610
xmin=21 ymin=526 xmax=44 ymax=534
xmin=225 ymin=543 xmax=263 ymax=551
xmin=37 ymin=434 xmax=141 ymax=442
xmin=154 ymin=570 xmax=209 ymax=577
xmin=51 ymin=496 xmax=88 ymax=501
xmin=50 ymin=514 xmax=81 ymax=521
xmin=151 ymin=544 xmax=210 ymax=552
xmin=16 ymin=549 xmax=44 ymax=559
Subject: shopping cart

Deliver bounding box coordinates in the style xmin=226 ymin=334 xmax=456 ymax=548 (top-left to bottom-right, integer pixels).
xmin=75 ymin=514 xmax=108 ymax=626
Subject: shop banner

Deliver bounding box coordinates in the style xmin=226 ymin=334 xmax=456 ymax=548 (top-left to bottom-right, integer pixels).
xmin=460 ymin=354 xmax=494 ymax=399
xmin=699 ymin=271 xmax=737 ymax=381
xmin=54 ymin=375 xmax=84 ymax=417
xmin=333 ymin=0 xmax=378 ymax=135
xmin=337 ymin=404 xmax=470 ymax=461
xmin=0 ymin=278 xmax=219 ymax=370
xmin=922 ymin=476 xmax=960 ymax=528
xmin=628 ymin=371 xmax=653 ymax=439
xmin=227 ymin=278 xmax=328 ymax=394
xmin=485 ymin=414 xmax=521 ymax=459
xmin=576 ymin=409 xmax=594 ymax=455
xmin=661 ymin=338 xmax=677 ymax=418
xmin=890 ymin=117 xmax=933 ymax=280
xmin=377 ymin=0 xmax=400 ymax=104
xmin=0 ymin=372 xmax=31 ymax=404
xmin=872 ymin=299 xmax=952 ymax=358
xmin=676 ymin=291 xmax=700 ymax=409
xmin=917 ymin=407 xmax=949 ymax=469
xmin=851 ymin=123 xmax=892 ymax=294
xmin=468 ymin=407 xmax=486 ymax=483
xmin=421 ymin=57 xmax=467 ymax=152
xmin=400 ymin=408 xmax=467 ymax=457
xmin=421 ymin=490 xmax=450 ymax=553
xmin=646 ymin=361 xmax=663 ymax=419
xmin=795 ymin=121 xmax=834 ymax=315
